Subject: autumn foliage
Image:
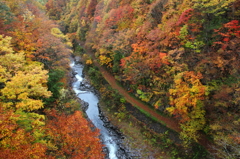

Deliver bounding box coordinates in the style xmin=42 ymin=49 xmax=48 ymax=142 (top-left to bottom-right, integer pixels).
xmin=46 ymin=0 xmax=240 ymax=158
xmin=0 ymin=1 xmax=104 ymax=158
xmin=46 ymin=109 xmax=104 ymax=159
xmin=167 ymin=71 xmax=206 ymax=142
xmin=2 ymin=0 xmax=239 ymax=158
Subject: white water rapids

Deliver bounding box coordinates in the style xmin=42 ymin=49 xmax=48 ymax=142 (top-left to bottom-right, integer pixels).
xmin=70 ymin=60 xmax=120 ymax=159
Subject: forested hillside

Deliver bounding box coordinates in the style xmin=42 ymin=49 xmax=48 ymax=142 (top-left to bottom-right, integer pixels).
xmin=1 ymin=0 xmax=240 ymax=158
xmin=45 ymin=0 xmax=240 ymax=158
xmin=0 ymin=0 xmax=104 ymax=158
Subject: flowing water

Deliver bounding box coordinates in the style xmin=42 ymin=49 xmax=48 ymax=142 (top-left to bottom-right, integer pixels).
xmin=70 ymin=58 xmax=128 ymax=159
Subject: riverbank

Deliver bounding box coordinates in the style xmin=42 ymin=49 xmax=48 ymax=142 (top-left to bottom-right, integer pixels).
xmin=72 ymin=55 xmax=171 ymax=158
xmin=98 ymin=100 xmax=172 ymax=159
xmin=76 ymin=52 xmax=210 ymax=159
xmin=71 ymin=56 xmax=132 ymax=158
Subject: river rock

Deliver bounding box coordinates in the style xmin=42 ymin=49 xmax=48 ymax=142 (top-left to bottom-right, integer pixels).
xmin=80 ymin=100 xmax=89 ymax=112
xmin=74 ymin=56 xmax=81 ymax=63
xmin=71 ymin=58 xmax=135 ymax=159
xmin=102 ymin=147 xmax=109 ymax=159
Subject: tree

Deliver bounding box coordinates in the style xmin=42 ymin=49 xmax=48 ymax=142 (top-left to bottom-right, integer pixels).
xmin=0 ymin=35 xmax=50 ymax=159
xmin=0 ymin=1 xmax=14 ymax=35
xmin=105 ymin=5 xmax=134 ymax=30
xmin=167 ymin=71 xmax=207 ymax=143
xmin=45 ymin=0 xmax=66 ymax=20
xmin=46 ymin=109 xmax=104 ymax=159
xmin=0 ymin=106 xmax=47 ymax=159
xmin=0 ymin=35 xmax=51 ymax=111
xmin=3 ymin=0 xmax=27 ymax=16
xmin=193 ymin=0 xmax=236 ymax=16
xmin=1 ymin=64 xmax=51 ymax=111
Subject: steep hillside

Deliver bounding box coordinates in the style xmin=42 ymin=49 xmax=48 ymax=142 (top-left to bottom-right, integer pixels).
xmin=46 ymin=0 xmax=240 ymax=158
xmin=0 ymin=0 xmax=104 ymax=158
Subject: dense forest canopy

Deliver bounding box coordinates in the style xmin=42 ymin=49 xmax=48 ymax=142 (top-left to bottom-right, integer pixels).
xmin=0 ymin=0 xmax=104 ymax=158
xmin=45 ymin=0 xmax=240 ymax=158
xmin=0 ymin=0 xmax=240 ymax=158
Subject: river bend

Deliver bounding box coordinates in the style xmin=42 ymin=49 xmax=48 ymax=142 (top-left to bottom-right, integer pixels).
xmin=70 ymin=58 xmax=129 ymax=159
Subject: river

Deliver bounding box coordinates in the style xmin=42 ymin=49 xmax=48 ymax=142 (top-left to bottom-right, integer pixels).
xmin=70 ymin=58 xmax=130 ymax=159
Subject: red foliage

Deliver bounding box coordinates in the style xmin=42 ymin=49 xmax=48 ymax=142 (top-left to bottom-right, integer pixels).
xmin=214 ymin=20 xmax=240 ymax=49
xmin=0 ymin=19 xmax=13 ymax=36
xmin=176 ymin=8 xmax=194 ymax=26
xmin=94 ymin=16 xmax=102 ymax=22
xmin=105 ymin=5 xmax=134 ymax=27
xmin=224 ymin=20 xmax=240 ymax=37
xmin=148 ymin=52 xmax=169 ymax=70
xmin=120 ymin=58 xmax=127 ymax=67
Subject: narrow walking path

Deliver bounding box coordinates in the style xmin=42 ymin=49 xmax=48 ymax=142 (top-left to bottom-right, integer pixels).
xmin=97 ymin=63 xmax=214 ymax=154
xmin=100 ymin=67 xmax=181 ymax=132
xmin=83 ymin=45 xmax=215 ymax=155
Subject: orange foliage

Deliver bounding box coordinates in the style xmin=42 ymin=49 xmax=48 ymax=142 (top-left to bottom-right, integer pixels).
xmin=105 ymin=5 xmax=134 ymax=28
xmin=131 ymin=43 xmax=148 ymax=53
xmin=10 ymin=20 xmax=37 ymax=60
xmin=159 ymin=52 xmax=169 ymax=65
xmin=168 ymin=71 xmax=206 ymax=122
xmin=0 ymin=107 xmax=47 ymax=159
xmin=46 ymin=109 xmax=104 ymax=159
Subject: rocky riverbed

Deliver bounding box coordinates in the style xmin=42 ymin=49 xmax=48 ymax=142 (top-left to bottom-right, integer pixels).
xmin=70 ymin=56 xmax=138 ymax=158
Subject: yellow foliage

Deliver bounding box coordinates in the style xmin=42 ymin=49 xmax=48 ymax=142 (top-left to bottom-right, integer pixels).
xmin=193 ymin=0 xmax=235 ymax=15
xmin=0 ymin=36 xmax=51 ymax=111
xmin=23 ymin=9 xmax=35 ymax=21
xmin=3 ymin=0 xmax=27 ymax=15
xmin=210 ymin=123 xmax=223 ymax=131
xmin=167 ymin=71 xmax=207 ymax=143
xmin=86 ymin=59 xmax=93 ymax=65
xmin=0 ymin=51 xmax=25 ymax=78
xmin=99 ymin=55 xmax=113 ymax=67
xmin=0 ymin=65 xmax=7 ymax=83
xmin=154 ymin=99 xmax=162 ymax=109
xmin=1 ymin=67 xmax=51 ymax=111
xmin=0 ymin=35 xmax=14 ymax=54
xmin=0 ymin=35 xmax=50 ymax=156
xmin=51 ymin=28 xmax=66 ymax=39
xmin=51 ymin=28 xmax=73 ymax=47
xmin=99 ymin=48 xmax=107 ymax=55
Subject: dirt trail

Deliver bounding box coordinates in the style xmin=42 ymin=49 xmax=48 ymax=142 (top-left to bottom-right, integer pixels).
xmin=99 ymin=67 xmax=181 ymax=132
xmin=83 ymin=45 xmax=214 ymax=155
xmin=97 ymin=64 xmax=215 ymax=153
